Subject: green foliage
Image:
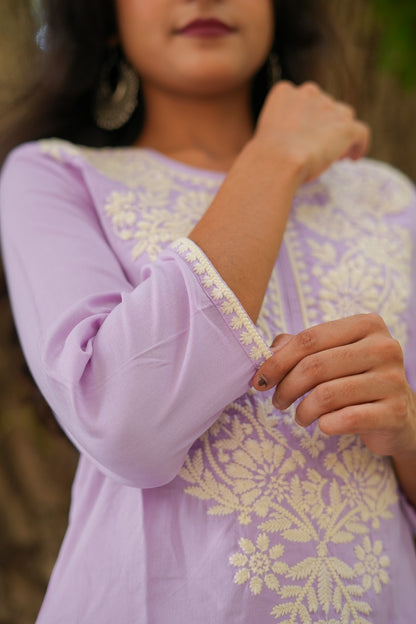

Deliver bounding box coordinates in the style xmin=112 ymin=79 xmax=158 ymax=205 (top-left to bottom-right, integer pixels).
xmin=371 ymin=0 xmax=416 ymax=88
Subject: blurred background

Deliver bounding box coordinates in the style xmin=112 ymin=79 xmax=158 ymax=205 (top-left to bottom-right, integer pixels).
xmin=1 ymin=1 xmax=416 ymax=622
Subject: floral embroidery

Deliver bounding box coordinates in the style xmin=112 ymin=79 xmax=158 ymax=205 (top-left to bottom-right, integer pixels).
xmin=104 ymin=189 xmax=215 ymax=261
xmin=40 ymin=139 xmax=223 ymax=190
xmin=354 ymin=537 xmax=390 ymax=595
xmin=230 ymin=534 xmax=287 ymax=595
xmin=293 ymin=160 xmax=412 ymax=350
xmin=180 ymin=393 xmax=398 ymax=622
xmin=39 ymin=140 xmax=415 ymax=622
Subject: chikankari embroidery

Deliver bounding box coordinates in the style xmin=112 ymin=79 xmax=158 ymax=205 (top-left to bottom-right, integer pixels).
xmin=172 ymin=238 xmax=271 ymax=364
xmin=180 ymin=393 xmax=398 ymax=623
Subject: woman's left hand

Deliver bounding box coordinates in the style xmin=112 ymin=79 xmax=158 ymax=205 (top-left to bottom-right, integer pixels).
xmin=253 ymin=313 xmax=416 ymax=460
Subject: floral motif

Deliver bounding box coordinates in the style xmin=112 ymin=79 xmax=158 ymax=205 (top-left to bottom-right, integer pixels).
xmin=39 ymin=139 xmax=415 ymax=623
xmin=293 ymin=160 xmax=412 ymax=351
xmin=230 ymin=534 xmax=287 ymax=595
xmin=354 ymin=537 xmax=390 ymax=594
xmin=104 ymin=190 xmax=216 ymax=261
xmin=181 ymin=392 xmax=399 ymax=622
xmin=41 ymin=139 xmax=223 ymax=190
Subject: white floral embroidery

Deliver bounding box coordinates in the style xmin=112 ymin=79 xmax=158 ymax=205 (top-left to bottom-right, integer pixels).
xmin=230 ymin=534 xmax=287 ymax=595
xmin=293 ymin=160 xmax=412 ymax=351
xmin=104 ymin=190 xmax=215 ymax=261
xmin=354 ymin=537 xmax=390 ymax=595
xmin=39 ymin=140 xmax=414 ymax=622
xmin=40 ymin=139 xmax=223 ymax=190
xmin=180 ymin=392 xmax=398 ymax=622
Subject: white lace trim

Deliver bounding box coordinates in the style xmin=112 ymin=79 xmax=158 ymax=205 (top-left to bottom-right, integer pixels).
xmin=171 ymin=238 xmax=271 ymax=364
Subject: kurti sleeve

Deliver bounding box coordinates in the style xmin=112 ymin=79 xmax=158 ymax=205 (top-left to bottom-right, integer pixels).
xmin=0 ymin=143 xmax=270 ymax=488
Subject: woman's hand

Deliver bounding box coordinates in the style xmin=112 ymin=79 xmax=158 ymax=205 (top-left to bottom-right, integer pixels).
xmin=253 ymin=313 xmax=416 ymax=461
xmin=253 ymin=81 xmax=371 ymax=184
xmin=190 ymin=82 xmax=370 ymax=322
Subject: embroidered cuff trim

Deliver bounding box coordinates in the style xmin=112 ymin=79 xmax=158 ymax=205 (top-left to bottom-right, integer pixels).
xmin=172 ymin=238 xmax=271 ymax=364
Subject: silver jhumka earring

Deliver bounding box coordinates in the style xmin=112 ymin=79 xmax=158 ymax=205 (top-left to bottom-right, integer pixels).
xmin=94 ymin=48 xmax=140 ymax=131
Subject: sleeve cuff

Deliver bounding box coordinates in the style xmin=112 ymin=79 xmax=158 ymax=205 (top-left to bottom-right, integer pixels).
xmin=171 ymin=237 xmax=272 ymax=365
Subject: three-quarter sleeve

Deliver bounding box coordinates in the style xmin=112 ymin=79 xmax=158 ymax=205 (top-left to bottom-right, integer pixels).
xmin=0 ymin=144 xmax=270 ymax=488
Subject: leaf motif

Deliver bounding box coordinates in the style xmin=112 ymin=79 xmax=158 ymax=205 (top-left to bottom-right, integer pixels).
xmin=287 ymin=557 xmax=317 ymax=580
xmin=217 ymin=483 xmax=239 ymax=505
xmin=347 ymin=584 xmax=365 ymax=597
xmin=337 ymin=435 xmax=356 ymax=453
xmin=207 ymin=505 xmax=234 ymax=517
xmin=353 ymin=600 xmax=372 ymax=615
xmin=299 ymin=603 xmax=313 ymax=624
xmin=307 ymin=586 xmax=319 ymax=613
xmin=290 ymin=475 xmax=304 ymax=505
xmin=330 ymin=531 xmax=355 ymax=544
xmin=233 ymin=479 xmax=256 ymax=495
xmin=345 ymin=522 xmax=369 ymax=535
xmin=232 ymin=449 xmax=258 ymax=472
xmin=279 ymin=585 xmax=302 ymax=599
xmin=292 ymin=450 xmax=306 ymax=467
xmin=329 ymin=479 xmax=342 ymax=507
xmin=184 ymin=486 xmax=212 ymax=500
xmin=317 ymin=562 xmax=333 ymax=614
xmin=333 ymin=585 xmax=342 ymax=612
xmin=192 ymin=448 xmax=204 ymax=478
xmin=271 ymin=603 xmax=296 ymax=618
xmin=241 ymin=488 xmax=262 ymax=506
xmin=282 ymin=529 xmax=313 ymax=543
xmin=225 ymin=464 xmax=254 ymax=479
xmin=259 ymin=516 xmax=293 ymax=533
xmin=341 ymin=602 xmax=350 ymax=624
xmin=329 ymin=558 xmax=356 ymax=580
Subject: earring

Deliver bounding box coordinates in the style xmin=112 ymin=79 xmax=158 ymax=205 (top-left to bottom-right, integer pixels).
xmin=267 ymin=51 xmax=282 ymax=88
xmin=94 ymin=48 xmax=140 ymax=131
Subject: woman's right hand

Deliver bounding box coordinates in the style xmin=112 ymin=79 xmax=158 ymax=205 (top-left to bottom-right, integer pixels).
xmin=189 ymin=82 xmax=370 ymax=322
xmin=253 ymin=81 xmax=370 ymax=185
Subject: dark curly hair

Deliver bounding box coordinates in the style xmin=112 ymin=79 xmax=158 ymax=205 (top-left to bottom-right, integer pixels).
xmin=1 ymin=0 xmax=349 ymax=162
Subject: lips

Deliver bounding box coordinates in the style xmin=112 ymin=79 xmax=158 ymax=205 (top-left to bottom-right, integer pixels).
xmin=178 ymin=18 xmax=234 ymax=38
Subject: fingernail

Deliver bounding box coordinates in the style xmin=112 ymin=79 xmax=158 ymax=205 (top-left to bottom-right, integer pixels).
xmin=257 ymin=375 xmax=268 ymax=388
xmin=294 ymin=416 xmax=304 ymax=428
xmin=272 ymin=396 xmax=283 ymax=409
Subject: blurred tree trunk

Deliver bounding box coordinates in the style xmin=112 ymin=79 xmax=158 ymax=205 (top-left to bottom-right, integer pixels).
xmin=331 ymin=0 xmax=416 ymax=181
xmin=0 ymin=1 xmax=416 ymax=624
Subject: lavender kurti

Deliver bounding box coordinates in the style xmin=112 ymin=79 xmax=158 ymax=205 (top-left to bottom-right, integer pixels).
xmin=1 ymin=140 xmax=416 ymax=623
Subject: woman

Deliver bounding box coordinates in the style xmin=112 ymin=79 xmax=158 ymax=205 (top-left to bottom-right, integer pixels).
xmin=1 ymin=0 xmax=416 ymax=622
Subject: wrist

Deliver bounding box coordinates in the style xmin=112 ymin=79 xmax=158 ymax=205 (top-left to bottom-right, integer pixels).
xmin=241 ymin=137 xmax=307 ymax=190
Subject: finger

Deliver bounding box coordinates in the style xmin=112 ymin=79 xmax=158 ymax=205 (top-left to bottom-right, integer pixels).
xmin=345 ymin=121 xmax=371 ymax=161
xmin=272 ymin=338 xmax=382 ymax=410
xmin=270 ymin=333 xmax=293 ymax=353
xmin=335 ymin=102 xmax=356 ymax=119
xmin=253 ymin=313 xmax=388 ymax=391
xmin=317 ymin=401 xmax=395 ymax=438
xmin=293 ymin=372 xmax=384 ymax=427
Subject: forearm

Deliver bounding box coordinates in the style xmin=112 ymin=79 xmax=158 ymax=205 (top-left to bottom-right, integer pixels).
xmin=189 ymin=139 xmax=302 ymax=322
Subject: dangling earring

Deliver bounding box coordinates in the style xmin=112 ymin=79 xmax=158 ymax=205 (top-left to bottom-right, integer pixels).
xmin=94 ymin=47 xmax=140 ymax=131
xmin=267 ymin=51 xmax=282 ymax=88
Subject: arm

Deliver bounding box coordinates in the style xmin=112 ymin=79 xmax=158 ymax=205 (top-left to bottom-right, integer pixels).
xmin=0 ymin=144 xmax=269 ymax=488
xmin=0 ymin=84 xmax=368 ymax=489
xmin=190 ymin=82 xmax=370 ymax=321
